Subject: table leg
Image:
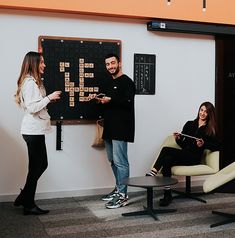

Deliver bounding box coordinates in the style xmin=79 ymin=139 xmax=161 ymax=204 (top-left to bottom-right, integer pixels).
xmin=122 ymin=187 xmax=176 ymax=220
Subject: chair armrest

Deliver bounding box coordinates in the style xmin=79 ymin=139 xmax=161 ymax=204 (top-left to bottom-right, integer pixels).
xmin=203 ymin=162 xmax=235 ymax=193
xmin=151 ymin=135 xmax=180 ymax=169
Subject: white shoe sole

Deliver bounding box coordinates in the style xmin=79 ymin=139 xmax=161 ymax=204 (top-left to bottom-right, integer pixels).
xmin=105 ymin=201 xmax=128 ymax=209
xmin=101 ymin=197 xmax=114 ymax=201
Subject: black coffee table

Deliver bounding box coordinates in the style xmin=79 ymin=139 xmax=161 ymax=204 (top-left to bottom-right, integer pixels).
xmin=122 ymin=176 xmax=178 ymax=220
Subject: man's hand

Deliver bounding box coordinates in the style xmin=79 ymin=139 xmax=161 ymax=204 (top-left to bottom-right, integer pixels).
xmin=100 ymin=96 xmax=111 ymax=104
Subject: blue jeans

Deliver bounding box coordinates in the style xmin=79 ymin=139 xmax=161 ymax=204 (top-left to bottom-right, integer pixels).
xmin=104 ymin=139 xmax=129 ymax=195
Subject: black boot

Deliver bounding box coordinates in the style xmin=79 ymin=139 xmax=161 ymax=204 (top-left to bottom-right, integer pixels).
xmin=14 ymin=189 xmax=25 ymax=207
xmin=23 ymin=205 xmax=49 ymax=215
xmin=159 ymin=189 xmax=172 ymax=207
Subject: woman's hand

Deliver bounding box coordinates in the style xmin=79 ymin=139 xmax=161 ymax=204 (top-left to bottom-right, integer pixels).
xmin=196 ymin=138 xmax=204 ymax=147
xmin=173 ymin=132 xmax=181 ymax=140
xmin=48 ymin=91 xmax=62 ymax=101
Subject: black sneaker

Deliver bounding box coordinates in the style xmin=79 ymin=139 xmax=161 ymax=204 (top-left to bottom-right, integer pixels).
xmin=23 ymin=205 xmax=50 ymax=215
xmin=105 ymin=193 xmax=128 ymax=209
xmin=159 ymin=189 xmax=173 ymax=207
xmin=101 ymin=187 xmax=118 ymax=201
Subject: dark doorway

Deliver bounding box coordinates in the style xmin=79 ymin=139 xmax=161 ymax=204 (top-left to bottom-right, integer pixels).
xmin=216 ymin=36 xmax=235 ymax=168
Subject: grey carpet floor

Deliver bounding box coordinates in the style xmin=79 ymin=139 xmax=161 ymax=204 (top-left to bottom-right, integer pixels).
xmin=1 ymin=190 xmax=235 ymax=238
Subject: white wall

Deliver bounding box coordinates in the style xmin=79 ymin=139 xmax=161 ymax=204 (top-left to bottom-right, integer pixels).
xmin=0 ymin=9 xmax=215 ymax=201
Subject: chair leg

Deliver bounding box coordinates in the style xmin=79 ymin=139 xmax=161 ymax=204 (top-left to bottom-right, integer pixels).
xmin=173 ymin=176 xmax=207 ymax=203
xmin=210 ymin=211 xmax=235 ymax=228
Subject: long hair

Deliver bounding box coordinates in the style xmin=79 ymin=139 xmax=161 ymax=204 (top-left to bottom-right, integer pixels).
xmin=15 ymin=51 xmax=43 ymax=105
xmin=195 ymin=101 xmax=217 ymax=136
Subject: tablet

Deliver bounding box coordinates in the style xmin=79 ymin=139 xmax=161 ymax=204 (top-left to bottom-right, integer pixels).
xmin=95 ymin=93 xmax=106 ymax=98
xmin=179 ymin=133 xmax=200 ymax=140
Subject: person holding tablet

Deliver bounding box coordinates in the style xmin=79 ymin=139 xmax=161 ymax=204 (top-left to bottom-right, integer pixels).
xmin=97 ymin=53 xmax=135 ymax=209
xmin=146 ymin=101 xmax=219 ymax=206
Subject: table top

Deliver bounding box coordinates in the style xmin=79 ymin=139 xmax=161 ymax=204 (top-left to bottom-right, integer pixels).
xmin=122 ymin=176 xmax=178 ymax=188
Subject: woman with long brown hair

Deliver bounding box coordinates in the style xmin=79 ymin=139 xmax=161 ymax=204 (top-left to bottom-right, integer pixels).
xmin=146 ymin=102 xmax=219 ymax=206
xmin=14 ymin=51 xmax=61 ymax=215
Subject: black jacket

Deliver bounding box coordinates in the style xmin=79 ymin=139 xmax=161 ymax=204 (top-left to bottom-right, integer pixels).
xmin=176 ymin=120 xmax=220 ymax=157
xmin=101 ymin=74 xmax=135 ymax=142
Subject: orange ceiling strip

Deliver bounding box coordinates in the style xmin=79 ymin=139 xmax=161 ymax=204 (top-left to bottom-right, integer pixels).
xmin=0 ymin=0 xmax=235 ymax=25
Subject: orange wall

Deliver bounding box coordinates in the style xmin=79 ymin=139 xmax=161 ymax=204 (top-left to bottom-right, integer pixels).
xmin=0 ymin=0 xmax=235 ymax=25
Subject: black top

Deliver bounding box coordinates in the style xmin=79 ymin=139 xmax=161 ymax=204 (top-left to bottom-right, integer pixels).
xmin=176 ymin=120 xmax=220 ymax=157
xmin=101 ymin=74 xmax=136 ymax=142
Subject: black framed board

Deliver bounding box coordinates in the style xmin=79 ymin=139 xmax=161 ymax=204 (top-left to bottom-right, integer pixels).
xmin=134 ymin=53 xmax=156 ymax=95
xmin=38 ymin=36 xmax=121 ymax=124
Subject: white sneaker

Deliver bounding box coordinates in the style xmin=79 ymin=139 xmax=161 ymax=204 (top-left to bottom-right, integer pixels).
xmin=105 ymin=193 xmax=128 ymax=209
xmin=101 ymin=187 xmax=118 ymax=201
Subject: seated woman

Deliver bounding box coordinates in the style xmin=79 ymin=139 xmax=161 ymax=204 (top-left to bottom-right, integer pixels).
xmin=146 ymin=101 xmax=220 ymax=206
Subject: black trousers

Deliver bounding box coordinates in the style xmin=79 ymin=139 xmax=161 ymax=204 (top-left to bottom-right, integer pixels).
xmin=153 ymin=147 xmax=201 ymax=177
xmin=21 ymin=135 xmax=48 ymax=208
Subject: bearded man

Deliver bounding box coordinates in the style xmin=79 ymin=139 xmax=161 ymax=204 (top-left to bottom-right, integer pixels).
xmin=98 ymin=53 xmax=135 ymax=209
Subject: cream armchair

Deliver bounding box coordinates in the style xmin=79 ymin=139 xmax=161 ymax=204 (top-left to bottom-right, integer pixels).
xmin=152 ymin=135 xmax=220 ymax=203
xmin=203 ymin=162 xmax=235 ymax=227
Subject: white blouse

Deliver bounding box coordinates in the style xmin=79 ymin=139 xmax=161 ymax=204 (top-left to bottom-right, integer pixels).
xmin=20 ymin=76 xmax=52 ymax=135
